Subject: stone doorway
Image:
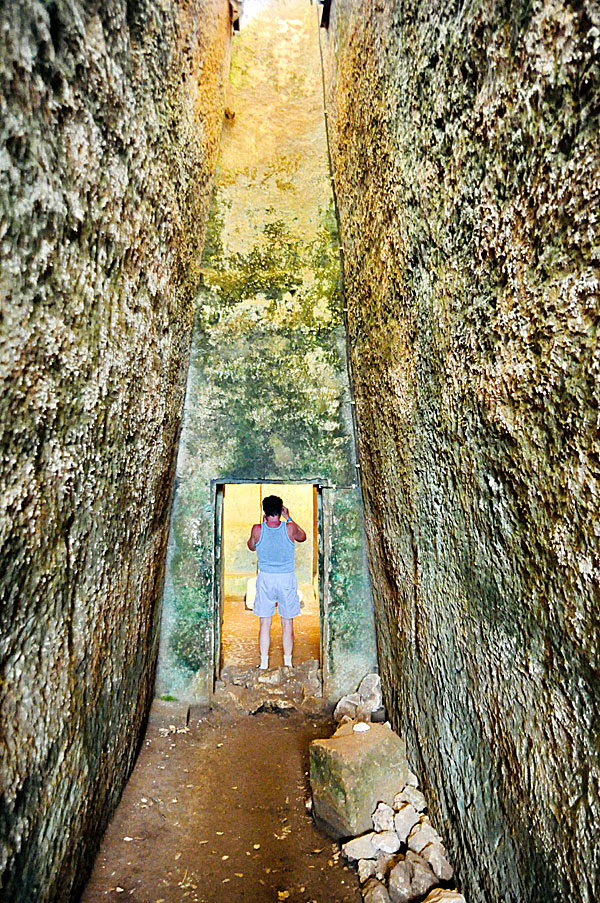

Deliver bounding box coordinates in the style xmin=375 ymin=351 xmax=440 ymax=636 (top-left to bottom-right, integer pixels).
xmin=214 ymin=482 xmax=322 ymax=677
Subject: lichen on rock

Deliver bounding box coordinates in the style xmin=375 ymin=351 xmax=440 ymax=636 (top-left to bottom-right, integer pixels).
xmin=0 ymin=2 xmax=231 ymax=900
xmin=320 ymin=1 xmax=600 ymax=901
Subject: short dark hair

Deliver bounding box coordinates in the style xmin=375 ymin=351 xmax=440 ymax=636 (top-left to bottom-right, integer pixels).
xmin=262 ymin=495 xmax=283 ymax=518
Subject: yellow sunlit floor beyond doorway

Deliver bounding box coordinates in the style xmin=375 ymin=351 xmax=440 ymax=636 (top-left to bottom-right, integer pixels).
xmin=220 ymin=483 xmax=321 ymax=670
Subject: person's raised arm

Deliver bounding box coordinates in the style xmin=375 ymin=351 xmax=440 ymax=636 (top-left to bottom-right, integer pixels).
xmin=247 ymin=523 xmax=261 ymax=551
xmin=282 ymin=506 xmax=307 ymax=543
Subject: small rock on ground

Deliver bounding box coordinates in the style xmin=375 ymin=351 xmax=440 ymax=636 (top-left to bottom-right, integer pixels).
xmin=358 ymin=673 xmax=383 ymax=712
xmin=334 ymin=692 xmax=362 ymax=722
xmin=375 ymin=850 xmax=401 ymax=881
xmin=407 ymin=823 xmax=442 ymax=854
xmin=257 ymin=667 xmax=283 ymax=686
xmin=422 ymin=891 xmax=466 ymax=903
xmin=421 ymin=841 xmax=454 ymax=881
xmin=394 ymin=804 xmax=421 ymax=842
xmin=388 ymin=851 xmax=438 ymax=903
xmin=394 ymin=786 xmax=427 ymax=813
xmin=362 ymin=877 xmax=392 ymax=903
xmin=343 ymin=832 xmax=378 ymax=861
xmin=358 ymin=859 xmax=377 ymax=883
xmin=372 ymin=802 xmax=395 ymax=832
xmin=372 ymin=830 xmax=401 ymax=854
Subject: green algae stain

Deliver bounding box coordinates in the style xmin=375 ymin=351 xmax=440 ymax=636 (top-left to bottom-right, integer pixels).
xmin=157 ymin=0 xmax=377 ymax=700
xmin=194 ymin=207 xmax=352 ymax=484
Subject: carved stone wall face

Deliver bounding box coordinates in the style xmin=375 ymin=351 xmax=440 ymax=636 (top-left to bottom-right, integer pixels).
xmin=0 ymin=2 xmax=231 ymax=900
xmin=320 ymin=2 xmax=600 ymax=901
xmin=157 ymin=0 xmax=377 ymax=706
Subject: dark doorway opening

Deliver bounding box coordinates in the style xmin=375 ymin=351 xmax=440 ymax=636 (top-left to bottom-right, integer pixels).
xmin=214 ymin=482 xmax=322 ymax=677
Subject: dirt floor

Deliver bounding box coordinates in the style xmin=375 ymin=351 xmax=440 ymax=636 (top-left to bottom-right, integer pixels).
xmin=81 ymin=699 xmax=361 ymax=903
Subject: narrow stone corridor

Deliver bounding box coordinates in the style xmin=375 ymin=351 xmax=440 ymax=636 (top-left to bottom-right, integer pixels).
xmin=81 ymin=701 xmax=361 ymax=903
xmin=1 ymin=0 xmax=598 ymax=902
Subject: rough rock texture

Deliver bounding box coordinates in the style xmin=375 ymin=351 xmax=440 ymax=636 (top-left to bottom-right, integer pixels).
xmin=342 ymin=832 xmax=379 ymax=861
xmin=373 ymin=801 xmax=396 ymax=833
xmin=363 ymin=877 xmax=393 ymax=903
xmin=388 ymin=852 xmax=438 ymax=903
xmin=394 ymin=805 xmax=421 ymax=844
xmin=157 ymin=0 xmax=376 ymax=705
xmin=320 ymin=1 xmax=600 ymax=902
xmin=310 ymin=724 xmax=408 ymax=838
xmin=422 ymin=892 xmax=466 ymax=903
xmin=0 ymin=2 xmax=231 ymax=901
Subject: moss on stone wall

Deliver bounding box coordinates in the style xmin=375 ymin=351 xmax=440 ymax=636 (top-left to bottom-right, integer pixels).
xmin=157 ymin=0 xmax=377 ymax=703
xmin=160 ymin=190 xmax=373 ymax=695
xmin=321 ymin=1 xmax=599 ymax=901
xmin=0 ymin=2 xmax=231 ymax=900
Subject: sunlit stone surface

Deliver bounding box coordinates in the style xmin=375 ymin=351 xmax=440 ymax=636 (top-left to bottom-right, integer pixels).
xmin=157 ymin=0 xmax=377 ymax=704
xmin=320 ymin=2 xmax=600 ymax=901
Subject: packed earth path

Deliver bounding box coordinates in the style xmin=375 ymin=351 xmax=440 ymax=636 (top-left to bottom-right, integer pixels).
xmin=81 ymin=672 xmax=362 ymax=903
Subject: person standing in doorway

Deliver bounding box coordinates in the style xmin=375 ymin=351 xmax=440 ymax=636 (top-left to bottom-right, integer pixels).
xmin=247 ymin=495 xmax=306 ymax=669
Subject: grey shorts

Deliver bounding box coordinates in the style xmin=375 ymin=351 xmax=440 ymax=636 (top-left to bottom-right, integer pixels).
xmin=253 ymin=572 xmax=300 ymax=619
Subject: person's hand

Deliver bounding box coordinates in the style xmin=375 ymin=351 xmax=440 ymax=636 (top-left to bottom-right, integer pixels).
xmin=281 ymin=506 xmax=290 ymax=520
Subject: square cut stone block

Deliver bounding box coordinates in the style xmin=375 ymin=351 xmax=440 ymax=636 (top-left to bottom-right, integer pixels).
xmin=310 ymin=724 xmax=408 ymax=839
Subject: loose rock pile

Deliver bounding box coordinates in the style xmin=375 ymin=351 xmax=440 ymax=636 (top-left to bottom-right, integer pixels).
xmin=342 ymin=786 xmax=464 ymax=903
xmin=312 ymin=675 xmax=466 ymax=903
xmin=333 ymin=673 xmax=386 ymax=723
xmin=213 ymin=660 xmax=325 ymax=715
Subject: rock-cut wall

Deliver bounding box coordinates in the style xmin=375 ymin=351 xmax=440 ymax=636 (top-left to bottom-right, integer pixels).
xmin=0 ymin=2 xmax=230 ymax=901
xmin=320 ymin=2 xmax=599 ymax=902
xmin=157 ymin=0 xmax=377 ymax=706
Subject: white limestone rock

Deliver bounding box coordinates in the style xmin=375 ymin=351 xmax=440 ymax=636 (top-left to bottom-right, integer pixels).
xmin=404 ymin=771 xmax=419 ymax=788
xmin=358 ymin=859 xmax=377 ymax=883
xmin=387 ymin=857 xmax=412 ymax=903
xmin=334 ymin=692 xmax=361 ymax=722
xmin=421 ymin=842 xmax=454 ymax=882
xmin=372 ymin=830 xmax=401 ymax=854
xmin=375 ymin=850 xmax=400 ymax=881
xmin=362 ymin=877 xmax=392 ymax=903
xmin=407 ymin=823 xmax=443 ymax=855
xmin=388 ymin=851 xmax=438 ymax=903
xmin=393 ymin=804 xmax=421 ymax=843
xmin=422 ymin=891 xmax=466 ymax=903
xmin=342 ymin=832 xmax=378 ymax=861
xmin=372 ymin=802 xmax=396 ymax=832
xmin=394 ymin=785 xmax=427 ymax=813
xmin=257 ymin=667 xmax=282 ymax=686
xmin=358 ymin=673 xmax=383 ymax=711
